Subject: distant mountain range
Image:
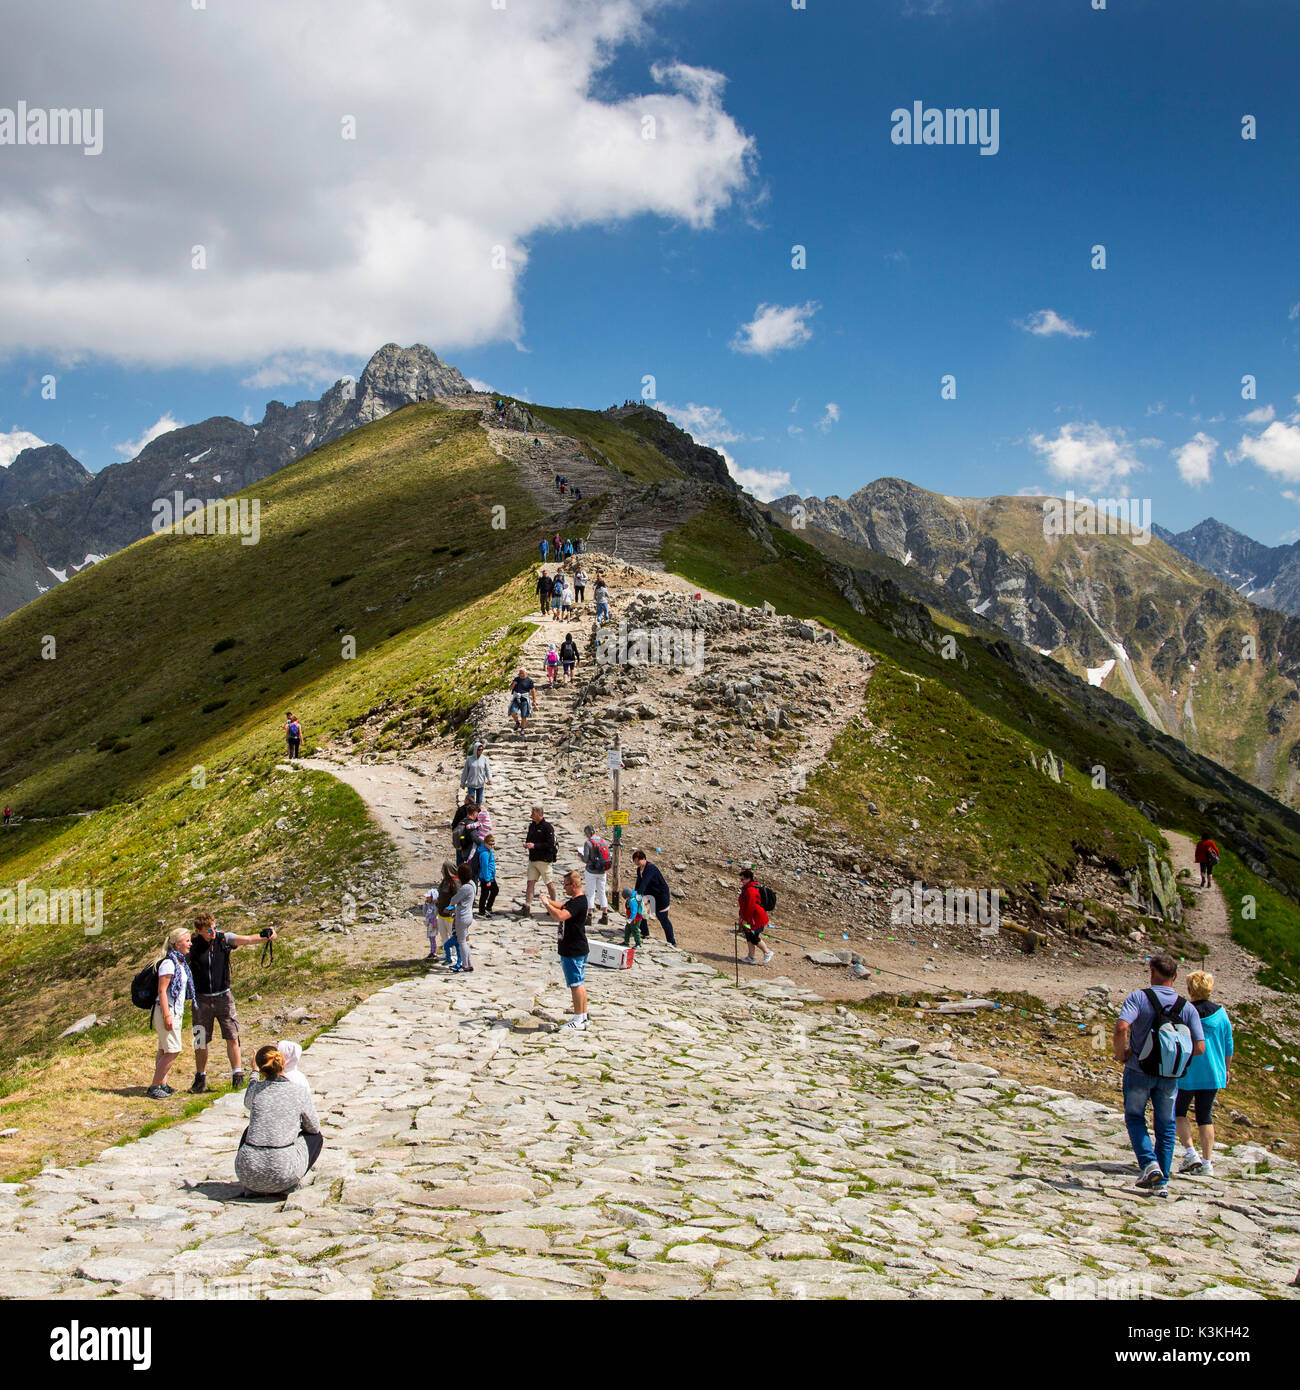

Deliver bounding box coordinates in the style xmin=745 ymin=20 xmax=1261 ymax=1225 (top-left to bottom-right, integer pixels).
xmin=0 ymin=343 xmax=475 ymax=618
xmin=771 ymin=479 xmax=1300 ymax=806
xmin=1155 ymin=518 xmax=1300 ymax=617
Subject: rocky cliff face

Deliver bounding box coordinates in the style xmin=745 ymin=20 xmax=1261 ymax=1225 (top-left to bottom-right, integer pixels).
xmin=0 ymin=345 xmax=474 ymax=618
xmin=604 ymin=405 xmax=739 ymax=493
xmin=0 ymin=444 xmax=92 ymax=510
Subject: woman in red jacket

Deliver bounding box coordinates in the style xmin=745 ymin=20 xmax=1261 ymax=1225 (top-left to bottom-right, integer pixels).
xmin=1193 ymin=833 xmax=1220 ymax=888
xmin=738 ymin=867 xmax=773 ymax=966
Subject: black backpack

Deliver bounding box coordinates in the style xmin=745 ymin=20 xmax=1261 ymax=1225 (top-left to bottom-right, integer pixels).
xmin=131 ymin=962 xmax=159 ymax=1010
xmin=757 ymin=884 xmax=777 ymax=912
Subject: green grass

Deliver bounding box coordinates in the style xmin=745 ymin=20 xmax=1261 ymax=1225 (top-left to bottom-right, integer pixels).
xmin=527 ymin=406 xmax=684 ymax=484
xmin=1214 ymin=848 xmax=1300 ymax=991
xmin=810 ymin=663 xmax=1155 ymax=899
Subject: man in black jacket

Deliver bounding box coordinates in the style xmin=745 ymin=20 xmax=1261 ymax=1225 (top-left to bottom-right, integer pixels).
xmin=536 ymin=569 xmax=554 ymax=615
xmin=632 ymin=850 xmax=677 ymax=945
xmin=189 ymin=911 xmax=275 ymax=1093
xmin=521 ymin=805 xmax=557 ymax=916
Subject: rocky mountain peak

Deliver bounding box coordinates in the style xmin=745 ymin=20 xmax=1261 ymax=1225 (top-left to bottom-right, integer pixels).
xmin=0 ymin=444 xmax=92 ymax=510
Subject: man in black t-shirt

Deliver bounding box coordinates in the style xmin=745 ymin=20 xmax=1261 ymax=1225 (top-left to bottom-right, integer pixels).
xmin=188 ymin=911 xmax=275 ymax=1093
xmin=545 ymin=869 xmax=590 ymax=1031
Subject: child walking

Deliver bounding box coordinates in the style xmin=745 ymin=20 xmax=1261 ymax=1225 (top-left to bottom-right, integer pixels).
xmin=477 ymin=834 xmax=500 ymax=917
xmin=622 ymin=885 xmax=646 ymax=948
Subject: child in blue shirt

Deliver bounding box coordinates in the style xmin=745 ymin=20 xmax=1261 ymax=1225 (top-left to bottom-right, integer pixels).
xmin=477 ymin=835 xmax=499 ymax=917
xmin=622 ymin=886 xmax=646 ymax=947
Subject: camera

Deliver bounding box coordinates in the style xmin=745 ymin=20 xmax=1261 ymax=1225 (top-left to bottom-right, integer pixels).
xmin=259 ymin=926 xmax=274 ymax=939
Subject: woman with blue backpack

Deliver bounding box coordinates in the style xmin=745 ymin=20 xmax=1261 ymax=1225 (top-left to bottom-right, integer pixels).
xmin=1176 ymin=971 xmax=1234 ymax=1178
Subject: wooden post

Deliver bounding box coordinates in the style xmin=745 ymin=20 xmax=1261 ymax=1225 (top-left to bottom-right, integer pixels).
xmin=611 ymin=731 xmax=621 ymax=899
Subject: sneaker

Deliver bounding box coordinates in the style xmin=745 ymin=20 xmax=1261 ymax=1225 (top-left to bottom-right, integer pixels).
xmin=159 ymin=1084 xmax=175 ymax=1096
xmin=741 ymin=957 xmax=758 ymax=966
xmin=230 ymin=1072 xmax=245 ymax=1092
xmin=599 ymin=914 xmax=608 ymax=925
xmin=451 ymin=965 xmax=463 ymax=973
xmin=762 ymin=950 xmax=774 ymax=965
xmin=462 ymin=965 xmax=475 ymax=972
xmin=1178 ymin=1154 xmax=1204 ymax=1175
xmin=189 ymin=1074 xmax=207 ymax=1094
xmin=1135 ymin=1162 xmax=1164 ymax=1189
xmin=561 ymin=1017 xmax=588 ymax=1031
xmin=1201 ymin=1160 xmax=1214 ymax=1177
xmin=146 ymin=1085 xmax=170 ymax=1099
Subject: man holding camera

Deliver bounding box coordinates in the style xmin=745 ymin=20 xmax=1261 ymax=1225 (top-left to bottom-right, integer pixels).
xmin=189 ymin=911 xmax=276 ymax=1093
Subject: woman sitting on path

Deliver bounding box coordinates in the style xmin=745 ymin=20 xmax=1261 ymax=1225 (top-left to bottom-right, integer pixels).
xmin=234 ymin=1044 xmax=323 ymax=1197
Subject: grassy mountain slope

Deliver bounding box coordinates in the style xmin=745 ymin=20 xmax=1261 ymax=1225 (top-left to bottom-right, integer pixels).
xmin=3 ymin=400 xmax=1299 ymax=1177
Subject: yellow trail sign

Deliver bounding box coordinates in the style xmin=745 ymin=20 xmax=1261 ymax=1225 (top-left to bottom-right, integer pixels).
xmin=605 ymin=811 xmax=629 ymax=827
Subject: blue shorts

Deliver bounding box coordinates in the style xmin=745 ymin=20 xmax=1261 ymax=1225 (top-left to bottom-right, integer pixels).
xmin=560 ymin=955 xmax=588 ymax=988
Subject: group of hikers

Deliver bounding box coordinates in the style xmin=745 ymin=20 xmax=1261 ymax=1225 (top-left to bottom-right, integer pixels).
xmin=536 ymin=564 xmax=609 ymax=625
xmin=1115 ymin=952 xmax=1235 ymax=1191
xmin=138 ymin=913 xmax=320 ymax=1197
xmin=539 ymin=532 xmax=583 ymax=562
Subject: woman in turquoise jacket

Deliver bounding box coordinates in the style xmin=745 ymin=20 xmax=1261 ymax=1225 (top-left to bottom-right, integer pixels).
xmin=1175 ymin=971 xmax=1233 ymax=1177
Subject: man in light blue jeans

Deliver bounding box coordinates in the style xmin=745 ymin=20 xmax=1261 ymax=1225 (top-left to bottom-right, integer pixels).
xmin=1114 ymin=953 xmax=1205 ymax=1193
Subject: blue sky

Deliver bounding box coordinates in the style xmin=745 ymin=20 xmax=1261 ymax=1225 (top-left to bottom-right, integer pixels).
xmin=3 ymin=0 xmax=1299 ymax=540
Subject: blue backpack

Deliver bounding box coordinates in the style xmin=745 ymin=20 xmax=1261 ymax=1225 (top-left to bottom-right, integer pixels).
xmin=1137 ymin=989 xmax=1194 ymax=1078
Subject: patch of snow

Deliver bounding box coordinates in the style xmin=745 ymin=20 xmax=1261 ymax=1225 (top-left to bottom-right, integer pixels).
xmin=902 ymin=549 xmax=913 ymax=566
xmin=189 ymin=448 xmax=212 ymax=463
xmin=972 ymin=599 xmax=992 ymax=615
xmin=49 ymin=568 xmax=68 ymax=583
xmin=1087 ymin=658 xmax=1117 ymax=687
xmin=1110 ymin=642 xmax=1129 ymax=662
xmin=212 ymin=474 xmax=222 ymax=483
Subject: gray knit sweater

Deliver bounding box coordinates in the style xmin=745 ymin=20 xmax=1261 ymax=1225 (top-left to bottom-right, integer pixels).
xmin=235 ymin=1076 xmax=321 ymax=1194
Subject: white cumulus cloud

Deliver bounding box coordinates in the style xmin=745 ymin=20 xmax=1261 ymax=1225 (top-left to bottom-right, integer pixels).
xmin=1019 ymin=309 xmax=1092 ymax=340
xmin=728 ymin=458 xmax=792 ymax=501
xmin=116 ymin=414 xmax=184 ymax=458
xmin=0 ymin=2 xmax=755 ymax=370
xmin=730 ymin=301 xmax=819 ymax=356
xmin=1240 ymin=404 xmax=1275 ymax=425
xmin=660 ymin=401 xmax=742 ymax=446
xmin=1172 ymin=432 xmax=1217 ymax=489
xmin=0 ymin=426 xmax=47 ymax=468
xmin=1028 ymin=423 xmax=1141 ymax=490
xmin=1235 ymin=418 xmax=1300 ymax=483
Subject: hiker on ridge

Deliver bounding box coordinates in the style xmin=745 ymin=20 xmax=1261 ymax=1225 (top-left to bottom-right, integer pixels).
xmin=189 ymin=911 xmax=275 ymax=1094
xmin=737 ymin=867 xmax=774 ymax=966
xmin=544 ymin=868 xmax=591 ymax=1032
xmin=521 ymin=805 xmax=557 ymax=917
xmin=559 ymin=633 xmax=579 ymax=684
xmin=632 ymin=850 xmax=677 ymax=946
xmin=460 ymin=741 xmax=492 ymax=807
xmin=284 ymin=713 xmax=302 ymax=760
xmin=1194 ymin=833 xmax=1220 ymax=888
xmin=1175 ymin=971 xmax=1234 ymax=1178
xmin=145 ymin=927 xmax=196 ymax=1099
xmin=1114 ymin=953 xmax=1206 ymax=1193
xmin=539 ymin=538 xmax=549 ymax=563
xmin=508 ymin=667 xmax=537 ymax=736
xmin=537 ymin=569 xmax=554 ymax=616
xmin=581 ymin=825 xmax=612 ymax=926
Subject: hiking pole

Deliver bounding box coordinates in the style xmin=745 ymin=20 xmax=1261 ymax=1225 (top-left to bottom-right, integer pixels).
xmin=734 ymin=920 xmax=739 ymax=987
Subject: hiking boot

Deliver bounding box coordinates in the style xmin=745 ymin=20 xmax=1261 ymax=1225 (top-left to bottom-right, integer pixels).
xmin=146 ymin=1085 xmax=170 ymax=1100
xmin=188 ymin=1074 xmax=207 ymax=1094
xmin=159 ymin=1084 xmax=175 ymax=1096
xmin=230 ymin=1072 xmax=246 ymax=1092
xmin=598 ymin=913 xmax=608 ymax=925
xmin=1178 ymin=1154 xmax=1204 ymax=1175
xmin=1135 ymin=1162 xmax=1164 ymax=1189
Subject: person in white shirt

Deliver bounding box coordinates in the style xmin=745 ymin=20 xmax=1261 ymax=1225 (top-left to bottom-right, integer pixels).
xmin=146 ymin=927 xmax=196 ymax=1099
